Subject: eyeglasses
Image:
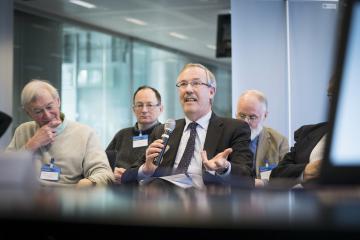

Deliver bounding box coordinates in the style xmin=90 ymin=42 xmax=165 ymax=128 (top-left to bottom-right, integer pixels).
xmin=30 ymin=103 xmax=58 ymax=117
xmin=176 ymin=80 xmax=211 ymax=89
xmin=133 ymin=103 xmax=160 ymax=110
xmin=237 ymin=113 xmax=259 ymax=122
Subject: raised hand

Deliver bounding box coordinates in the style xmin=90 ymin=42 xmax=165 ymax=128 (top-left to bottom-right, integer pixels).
xmin=202 ymin=148 xmax=232 ymax=173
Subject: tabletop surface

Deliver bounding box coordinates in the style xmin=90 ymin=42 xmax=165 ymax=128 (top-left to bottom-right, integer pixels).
xmin=1 ymin=182 xmax=360 ymax=239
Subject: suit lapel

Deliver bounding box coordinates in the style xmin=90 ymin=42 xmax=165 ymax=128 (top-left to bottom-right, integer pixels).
xmin=255 ymin=129 xmax=268 ymax=170
xmin=204 ymin=113 xmax=223 ymax=159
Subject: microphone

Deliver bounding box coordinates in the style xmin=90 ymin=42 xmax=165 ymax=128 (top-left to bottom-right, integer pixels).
xmin=153 ymin=118 xmax=176 ymax=166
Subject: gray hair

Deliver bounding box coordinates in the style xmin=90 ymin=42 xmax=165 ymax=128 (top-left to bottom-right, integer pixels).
xmin=21 ymin=80 xmax=59 ymax=109
xmin=239 ymin=89 xmax=268 ymax=112
xmin=178 ymin=63 xmax=217 ymax=90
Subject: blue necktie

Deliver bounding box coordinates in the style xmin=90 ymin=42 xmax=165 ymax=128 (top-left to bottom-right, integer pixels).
xmin=250 ymin=136 xmax=259 ymax=171
xmin=175 ymin=122 xmax=198 ymax=174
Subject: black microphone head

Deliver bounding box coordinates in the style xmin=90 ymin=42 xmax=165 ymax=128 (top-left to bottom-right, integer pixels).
xmin=164 ymin=118 xmax=176 ymax=133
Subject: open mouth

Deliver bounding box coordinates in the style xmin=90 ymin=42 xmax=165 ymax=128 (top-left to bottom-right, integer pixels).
xmin=184 ymin=97 xmax=197 ymax=102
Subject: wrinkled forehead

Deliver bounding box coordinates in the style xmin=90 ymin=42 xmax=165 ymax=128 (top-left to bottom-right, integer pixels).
xmin=238 ymin=96 xmax=266 ymax=114
xmin=28 ymin=91 xmax=57 ymax=108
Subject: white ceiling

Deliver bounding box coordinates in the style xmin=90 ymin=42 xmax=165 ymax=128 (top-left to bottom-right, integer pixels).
xmin=15 ymin=0 xmax=231 ymax=64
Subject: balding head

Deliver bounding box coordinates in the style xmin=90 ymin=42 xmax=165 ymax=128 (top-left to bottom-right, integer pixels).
xmin=236 ymin=90 xmax=268 ymax=140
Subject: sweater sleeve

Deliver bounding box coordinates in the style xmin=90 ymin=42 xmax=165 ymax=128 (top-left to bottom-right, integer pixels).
xmin=83 ymin=129 xmax=115 ymax=185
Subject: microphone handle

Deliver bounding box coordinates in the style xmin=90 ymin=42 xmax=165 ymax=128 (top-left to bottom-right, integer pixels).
xmin=153 ymin=136 xmax=170 ymax=166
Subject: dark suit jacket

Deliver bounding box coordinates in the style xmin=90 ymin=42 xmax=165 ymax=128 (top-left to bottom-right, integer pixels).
xmin=122 ymin=113 xmax=254 ymax=185
xmin=270 ymin=122 xmax=328 ymax=182
xmin=0 ymin=111 xmax=12 ymax=138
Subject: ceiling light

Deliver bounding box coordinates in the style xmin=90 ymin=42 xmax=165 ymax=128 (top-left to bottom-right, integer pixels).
xmin=124 ymin=17 xmax=148 ymax=26
xmin=206 ymin=44 xmax=216 ymax=50
xmin=169 ymin=32 xmax=188 ymax=40
xmin=69 ymin=0 xmax=96 ymax=9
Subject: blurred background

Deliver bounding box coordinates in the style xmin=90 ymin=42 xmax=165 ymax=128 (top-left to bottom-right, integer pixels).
xmin=0 ymin=0 xmax=340 ymax=147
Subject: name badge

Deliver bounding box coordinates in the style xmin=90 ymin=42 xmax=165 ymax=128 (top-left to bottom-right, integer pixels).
xmin=40 ymin=159 xmax=61 ymax=181
xmin=259 ymin=162 xmax=277 ymax=181
xmin=133 ymin=135 xmax=148 ymax=148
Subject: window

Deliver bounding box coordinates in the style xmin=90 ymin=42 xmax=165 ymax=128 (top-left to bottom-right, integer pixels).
xmin=14 ymin=13 xmax=231 ymax=147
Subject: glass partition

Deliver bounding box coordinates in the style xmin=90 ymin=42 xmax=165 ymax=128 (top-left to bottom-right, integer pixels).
xmin=14 ymin=12 xmax=231 ymax=147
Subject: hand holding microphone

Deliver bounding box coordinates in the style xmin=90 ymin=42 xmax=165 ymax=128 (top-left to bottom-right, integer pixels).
xmin=143 ymin=119 xmax=175 ymax=175
xmin=152 ymin=119 xmax=176 ymax=166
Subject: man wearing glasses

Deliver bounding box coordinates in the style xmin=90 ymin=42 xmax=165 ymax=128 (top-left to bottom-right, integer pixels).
xmin=122 ymin=63 xmax=253 ymax=188
xmin=7 ymin=80 xmax=114 ymax=187
xmin=107 ymin=86 xmax=163 ymax=184
xmin=236 ymin=90 xmax=288 ymax=187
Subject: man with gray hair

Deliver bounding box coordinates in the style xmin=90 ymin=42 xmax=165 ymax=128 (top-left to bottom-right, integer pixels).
xmin=122 ymin=63 xmax=253 ymax=188
xmin=7 ymin=80 xmax=114 ymax=187
xmin=236 ymin=90 xmax=288 ymax=187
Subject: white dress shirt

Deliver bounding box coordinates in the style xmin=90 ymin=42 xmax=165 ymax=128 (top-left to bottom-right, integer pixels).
xmin=138 ymin=110 xmax=230 ymax=188
xmin=173 ymin=110 xmax=212 ymax=176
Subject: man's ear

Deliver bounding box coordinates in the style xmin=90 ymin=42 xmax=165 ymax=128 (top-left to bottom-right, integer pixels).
xmin=209 ymin=87 xmax=216 ymax=100
xmin=264 ymin=111 xmax=269 ymax=119
xmin=56 ymin=97 xmax=61 ymax=107
xmin=24 ymin=107 xmax=31 ymax=118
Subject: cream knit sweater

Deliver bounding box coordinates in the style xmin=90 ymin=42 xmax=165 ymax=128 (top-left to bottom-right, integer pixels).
xmin=7 ymin=117 xmax=114 ymax=186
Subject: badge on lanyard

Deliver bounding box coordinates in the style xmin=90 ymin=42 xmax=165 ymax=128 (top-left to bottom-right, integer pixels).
xmin=40 ymin=158 xmax=61 ymax=181
xmin=133 ymin=134 xmax=148 ymax=148
xmin=259 ymin=160 xmax=277 ymax=180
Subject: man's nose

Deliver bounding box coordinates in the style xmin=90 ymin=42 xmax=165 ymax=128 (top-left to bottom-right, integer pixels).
xmin=141 ymin=105 xmax=149 ymax=111
xmin=42 ymin=109 xmax=52 ymax=118
xmin=184 ymin=83 xmax=194 ymax=92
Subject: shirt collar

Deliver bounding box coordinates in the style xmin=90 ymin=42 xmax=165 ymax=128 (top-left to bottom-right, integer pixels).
xmin=53 ymin=113 xmax=68 ymax=135
xmin=134 ymin=121 xmax=160 ymax=136
xmin=250 ymin=135 xmax=259 ymax=145
xmin=184 ymin=110 xmax=212 ymax=131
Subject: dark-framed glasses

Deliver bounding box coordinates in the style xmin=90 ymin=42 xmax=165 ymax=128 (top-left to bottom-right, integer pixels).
xmin=176 ymin=80 xmax=211 ymax=89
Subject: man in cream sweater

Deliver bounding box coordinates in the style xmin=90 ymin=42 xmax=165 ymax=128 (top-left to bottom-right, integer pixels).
xmin=7 ymin=80 xmax=114 ymax=187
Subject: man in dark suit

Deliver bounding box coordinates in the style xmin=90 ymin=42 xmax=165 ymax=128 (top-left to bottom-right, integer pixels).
xmin=270 ymin=75 xmax=335 ymax=188
xmin=269 ymin=123 xmax=327 ymax=187
xmin=122 ymin=63 xmax=253 ymax=188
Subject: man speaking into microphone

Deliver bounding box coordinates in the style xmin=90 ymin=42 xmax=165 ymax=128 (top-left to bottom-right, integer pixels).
xmin=122 ymin=63 xmax=254 ymax=188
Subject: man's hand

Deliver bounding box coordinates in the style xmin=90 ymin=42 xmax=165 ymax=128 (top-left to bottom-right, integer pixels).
xmin=303 ymin=160 xmax=322 ymax=182
xmin=255 ymin=179 xmax=266 ymax=187
xmin=25 ymin=120 xmax=62 ymax=151
xmin=76 ymin=178 xmax=96 ymax=187
xmin=113 ymin=167 xmax=126 ymax=184
xmin=201 ymin=148 xmax=232 ymax=173
xmin=143 ymin=139 xmax=163 ymax=175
